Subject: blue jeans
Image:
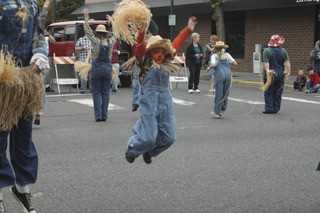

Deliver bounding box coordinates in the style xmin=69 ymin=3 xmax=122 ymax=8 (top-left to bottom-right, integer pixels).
xmin=127 ymin=68 xmax=176 ymax=158
xmin=0 ymin=117 xmax=38 ymax=188
xmin=132 ymin=66 xmax=140 ymax=105
xmin=306 ymin=79 xmax=320 ymax=93
xmin=213 ymin=72 xmax=231 ymax=114
xmin=91 ymin=64 xmax=112 ymax=120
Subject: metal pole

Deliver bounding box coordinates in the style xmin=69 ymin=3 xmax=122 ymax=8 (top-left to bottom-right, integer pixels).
xmin=170 ymin=0 xmax=174 ymax=41
xmin=52 ymin=0 xmax=56 ymax=23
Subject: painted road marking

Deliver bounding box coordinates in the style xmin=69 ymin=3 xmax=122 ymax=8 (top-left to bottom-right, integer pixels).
xmin=282 ymin=97 xmax=320 ymax=105
xmin=172 ymin=98 xmax=196 ymax=106
xmin=68 ymin=99 xmax=125 ymax=110
xmin=207 ymin=95 xmax=320 ymax=105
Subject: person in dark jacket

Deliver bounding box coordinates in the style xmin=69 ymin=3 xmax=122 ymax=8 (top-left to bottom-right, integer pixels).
xmin=185 ymin=32 xmax=204 ymax=94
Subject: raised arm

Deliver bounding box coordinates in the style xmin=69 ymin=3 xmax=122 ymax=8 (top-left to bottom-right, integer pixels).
xmin=172 ymin=16 xmax=197 ymax=54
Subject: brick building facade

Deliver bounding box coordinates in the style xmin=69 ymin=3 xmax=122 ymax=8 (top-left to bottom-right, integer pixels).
xmin=71 ymin=0 xmax=320 ymax=74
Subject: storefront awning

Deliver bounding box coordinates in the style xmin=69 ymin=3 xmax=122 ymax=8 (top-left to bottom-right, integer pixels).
xmin=71 ymin=0 xmax=320 ymax=19
xmin=70 ymin=0 xmax=213 ymax=19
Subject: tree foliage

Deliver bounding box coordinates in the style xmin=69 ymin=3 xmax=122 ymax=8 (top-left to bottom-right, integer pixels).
xmin=204 ymin=0 xmax=225 ymax=41
xmin=37 ymin=0 xmax=84 ymax=26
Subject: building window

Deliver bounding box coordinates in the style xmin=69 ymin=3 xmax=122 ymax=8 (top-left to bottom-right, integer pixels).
xmin=211 ymin=11 xmax=245 ymax=58
xmin=225 ymin=11 xmax=245 ymax=58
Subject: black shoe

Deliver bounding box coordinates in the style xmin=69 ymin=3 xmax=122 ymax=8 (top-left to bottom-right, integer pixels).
xmin=95 ymin=118 xmax=101 ymax=122
xmin=45 ymin=86 xmax=54 ymax=92
xmin=80 ymin=91 xmax=85 ymax=94
xmin=34 ymin=115 xmax=40 ymax=125
xmin=0 ymin=200 xmax=7 ymax=213
xmin=125 ymin=151 xmax=135 ymax=163
xmin=263 ymin=111 xmax=276 ymax=114
xmin=143 ymin=152 xmax=152 ymax=164
xmin=132 ymin=104 xmax=139 ymax=112
xmin=101 ymin=118 xmax=107 ymax=122
xmin=10 ymin=186 xmax=36 ymax=213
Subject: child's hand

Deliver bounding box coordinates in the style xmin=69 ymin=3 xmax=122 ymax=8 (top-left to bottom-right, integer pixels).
xmin=188 ymin=16 xmax=197 ymax=31
xmin=82 ymin=8 xmax=89 ymax=20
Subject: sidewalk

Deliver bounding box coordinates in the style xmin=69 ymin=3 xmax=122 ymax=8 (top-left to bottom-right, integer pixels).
xmin=201 ymin=70 xmax=294 ymax=91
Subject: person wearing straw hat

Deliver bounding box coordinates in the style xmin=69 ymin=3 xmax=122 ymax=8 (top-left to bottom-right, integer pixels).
xmin=262 ymin=34 xmax=291 ymax=114
xmin=0 ymin=0 xmax=50 ymax=212
xmin=207 ymin=41 xmax=237 ymax=118
xmin=82 ymin=8 xmax=115 ymax=122
xmin=123 ymin=16 xmax=198 ymax=164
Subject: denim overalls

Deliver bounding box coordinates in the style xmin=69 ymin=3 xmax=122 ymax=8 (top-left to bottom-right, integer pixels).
xmin=263 ymin=47 xmax=285 ymax=113
xmin=91 ymin=41 xmax=112 ymax=120
xmin=213 ymin=56 xmax=232 ymax=115
xmin=0 ymin=0 xmax=39 ymax=188
xmin=127 ymin=66 xmax=176 ymax=158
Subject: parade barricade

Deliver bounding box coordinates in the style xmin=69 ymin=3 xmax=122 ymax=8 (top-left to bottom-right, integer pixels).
xmin=170 ymin=54 xmax=188 ymax=90
xmin=53 ymin=54 xmax=79 ymax=94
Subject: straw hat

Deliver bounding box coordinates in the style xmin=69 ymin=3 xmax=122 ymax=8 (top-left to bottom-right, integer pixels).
xmin=268 ymin=34 xmax=284 ymax=47
xmin=146 ymin=35 xmax=175 ymax=57
xmin=95 ymin=24 xmax=111 ymax=33
xmin=213 ymin=41 xmax=229 ymax=49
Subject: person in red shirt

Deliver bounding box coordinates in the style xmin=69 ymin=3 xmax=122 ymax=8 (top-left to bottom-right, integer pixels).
xmin=305 ymin=66 xmax=320 ymax=93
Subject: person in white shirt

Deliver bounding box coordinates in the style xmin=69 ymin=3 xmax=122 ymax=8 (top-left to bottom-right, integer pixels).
xmin=207 ymin=41 xmax=237 ymax=118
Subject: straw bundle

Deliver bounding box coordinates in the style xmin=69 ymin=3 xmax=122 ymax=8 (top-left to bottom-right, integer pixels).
xmin=112 ymin=0 xmax=152 ymax=45
xmin=75 ymin=50 xmax=92 ymax=80
xmin=0 ymin=52 xmax=44 ymax=131
xmin=262 ymin=70 xmax=273 ymax=92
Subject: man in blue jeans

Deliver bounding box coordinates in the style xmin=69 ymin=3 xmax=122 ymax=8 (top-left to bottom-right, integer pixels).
xmin=0 ymin=0 xmax=49 ymax=212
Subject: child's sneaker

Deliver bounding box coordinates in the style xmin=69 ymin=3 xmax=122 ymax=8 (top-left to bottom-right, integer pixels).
xmin=210 ymin=112 xmax=221 ymax=119
xmin=188 ymin=89 xmax=194 ymax=94
xmin=0 ymin=200 xmax=7 ymax=213
xmin=125 ymin=151 xmax=135 ymax=163
xmin=10 ymin=186 xmax=36 ymax=213
xmin=143 ymin=152 xmax=152 ymax=164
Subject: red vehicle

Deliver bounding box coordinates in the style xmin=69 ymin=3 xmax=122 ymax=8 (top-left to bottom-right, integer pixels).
xmin=47 ymin=20 xmax=132 ymax=87
xmin=47 ymin=20 xmax=108 ymax=57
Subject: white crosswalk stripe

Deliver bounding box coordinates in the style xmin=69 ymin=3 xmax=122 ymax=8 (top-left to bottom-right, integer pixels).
xmin=172 ymin=98 xmax=196 ymax=106
xmin=68 ymin=99 xmax=125 ymax=110
xmin=68 ymin=98 xmax=196 ymax=109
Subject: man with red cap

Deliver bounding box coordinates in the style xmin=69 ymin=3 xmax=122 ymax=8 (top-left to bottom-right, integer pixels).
xmin=262 ymin=34 xmax=291 ymax=114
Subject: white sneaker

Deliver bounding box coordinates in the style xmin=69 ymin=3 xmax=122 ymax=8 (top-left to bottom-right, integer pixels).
xmin=210 ymin=112 xmax=221 ymax=119
xmin=194 ymin=89 xmax=201 ymax=93
xmin=188 ymin=89 xmax=194 ymax=94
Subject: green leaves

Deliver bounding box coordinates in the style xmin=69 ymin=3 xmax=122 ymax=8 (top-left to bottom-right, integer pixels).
xmin=204 ymin=0 xmax=225 ymax=8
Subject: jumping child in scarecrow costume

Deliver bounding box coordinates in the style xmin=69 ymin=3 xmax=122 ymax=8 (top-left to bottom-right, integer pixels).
xmin=111 ymin=0 xmax=197 ymax=164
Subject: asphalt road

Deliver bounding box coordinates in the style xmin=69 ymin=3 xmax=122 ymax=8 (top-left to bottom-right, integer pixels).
xmin=3 ymin=80 xmax=320 ymax=213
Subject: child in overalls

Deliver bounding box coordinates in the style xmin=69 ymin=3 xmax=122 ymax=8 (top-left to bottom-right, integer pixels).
xmin=83 ymin=8 xmax=115 ymax=121
xmin=207 ymin=41 xmax=237 ymax=118
xmin=125 ymin=17 xmax=197 ymax=164
xmin=262 ymin=35 xmax=291 ymax=114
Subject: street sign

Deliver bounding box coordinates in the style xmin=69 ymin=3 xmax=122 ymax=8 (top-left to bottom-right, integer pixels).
xmin=168 ymin=15 xmax=176 ymax=26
